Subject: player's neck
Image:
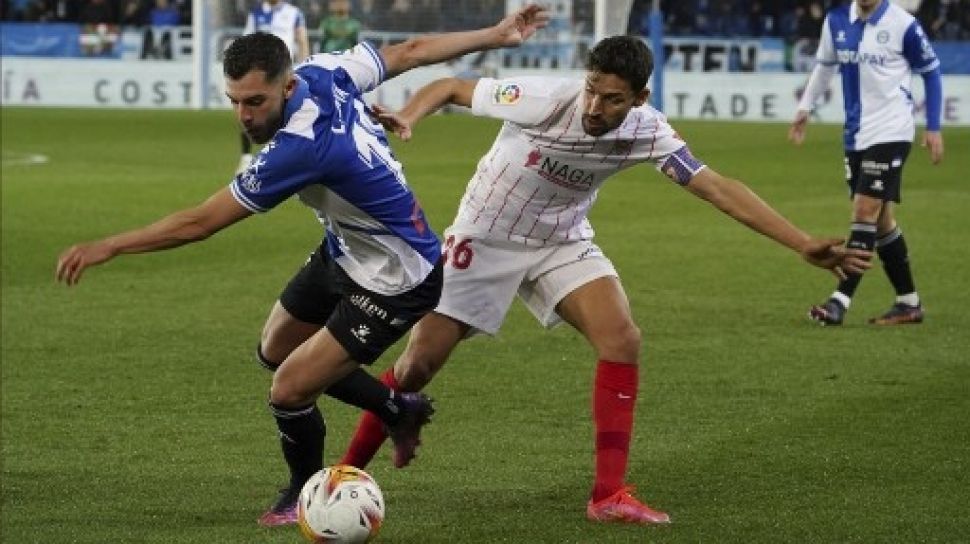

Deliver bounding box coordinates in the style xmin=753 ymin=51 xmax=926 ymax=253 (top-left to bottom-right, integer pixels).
xmin=856 ymin=0 xmax=882 ymax=20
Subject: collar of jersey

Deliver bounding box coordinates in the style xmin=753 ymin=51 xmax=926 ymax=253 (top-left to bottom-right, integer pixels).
xmin=850 ymin=0 xmax=890 ymax=25
xmin=282 ymin=75 xmax=311 ymax=125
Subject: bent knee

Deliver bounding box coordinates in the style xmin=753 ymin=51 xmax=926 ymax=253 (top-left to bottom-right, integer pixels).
xmin=853 ymin=199 xmax=884 ymax=221
xmin=269 ymin=376 xmax=312 ymax=408
xmin=593 ymin=322 xmax=642 ymax=362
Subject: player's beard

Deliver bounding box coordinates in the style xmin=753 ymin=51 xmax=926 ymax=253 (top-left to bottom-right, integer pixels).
xmin=581 ymin=115 xmax=610 ymax=137
xmin=245 ymin=98 xmax=286 ymax=144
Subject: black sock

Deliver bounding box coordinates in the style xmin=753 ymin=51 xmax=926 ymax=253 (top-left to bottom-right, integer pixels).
xmin=877 ymin=227 xmax=916 ymax=296
xmin=269 ymin=402 xmax=326 ymax=490
xmin=325 ymin=368 xmax=402 ymax=426
xmin=256 ymin=343 xmax=280 ymax=372
xmin=837 ymin=222 xmax=876 ymax=299
xmin=241 ymin=131 xmax=251 ymax=154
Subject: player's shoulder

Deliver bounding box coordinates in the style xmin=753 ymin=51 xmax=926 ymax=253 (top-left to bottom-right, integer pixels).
xmin=280 ymin=80 xmax=324 ymax=142
xmin=625 ymin=102 xmax=670 ymax=134
xmin=268 ymin=1 xmax=304 ymax=21
xmin=880 ymin=2 xmax=918 ymax=30
xmin=480 ymin=75 xmax=580 ymax=98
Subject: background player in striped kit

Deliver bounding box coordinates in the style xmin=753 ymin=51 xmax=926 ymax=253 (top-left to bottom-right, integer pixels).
xmin=237 ymin=0 xmax=311 ymax=175
xmin=338 ymin=35 xmax=873 ymax=525
xmin=55 ymin=4 xmax=550 ymax=528
xmin=790 ymin=0 xmax=944 ymax=326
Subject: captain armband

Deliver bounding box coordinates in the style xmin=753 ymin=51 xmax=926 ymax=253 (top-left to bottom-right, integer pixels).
xmin=657 ymin=145 xmax=706 ymax=186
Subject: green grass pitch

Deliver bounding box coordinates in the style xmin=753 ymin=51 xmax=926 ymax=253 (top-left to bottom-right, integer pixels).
xmin=2 ymin=107 xmax=969 ymax=543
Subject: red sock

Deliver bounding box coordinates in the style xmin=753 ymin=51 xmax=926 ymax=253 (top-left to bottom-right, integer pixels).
xmin=339 ymin=369 xmax=399 ymax=468
xmin=591 ymin=359 xmax=638 ymax=502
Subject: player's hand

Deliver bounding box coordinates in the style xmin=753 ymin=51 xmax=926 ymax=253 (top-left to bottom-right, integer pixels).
xmin=800 ymin=237 xmax=872 ymax=280
xmin=493 ymin=3 xmax=550 ymax=47
xmin=56 ymin=241 xmax=117 ymax=286
xmin=788 ymin=110 xmax=810 ymax=145
xmin=370 ymin=104 xmax=413 ymax=141
xmin=922 ymin=130 xmax=944 ymax=164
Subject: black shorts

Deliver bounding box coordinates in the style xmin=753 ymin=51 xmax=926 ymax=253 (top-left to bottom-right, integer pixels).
xmin=844 ymin=141 xmax=911 ymax=203
xmin=279 ymin=245 xmax=443 ymax=364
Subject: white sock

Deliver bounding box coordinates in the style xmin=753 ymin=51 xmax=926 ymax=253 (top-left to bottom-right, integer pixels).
xmin=831 ymin=291 xmax=852 ymax=309
xmin=896 ymin=293 xmax=920 ymax=307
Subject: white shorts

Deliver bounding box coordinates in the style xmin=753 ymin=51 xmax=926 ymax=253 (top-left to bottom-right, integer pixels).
xmin=435 ymin=231 xmax=618 ymax=335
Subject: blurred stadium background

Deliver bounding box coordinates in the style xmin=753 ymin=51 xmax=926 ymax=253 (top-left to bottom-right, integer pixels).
xmin=2 ymin=0 xmax=968 ymax=116
xmin=2 ymin=1 xmax=969 ymax=543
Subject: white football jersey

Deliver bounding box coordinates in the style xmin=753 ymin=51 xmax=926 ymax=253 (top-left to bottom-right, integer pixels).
xmin=815 ymin=1 xmax=939 ymax=150
xmin=244 ymin=1 xmax=306 ymax=61
xmin=452 ymin=76 xmax=705 ymax=246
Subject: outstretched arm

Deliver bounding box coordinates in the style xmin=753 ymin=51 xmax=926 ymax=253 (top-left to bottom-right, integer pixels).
xmin=379 ymin=4 xmax=548 ymax=79
xmin=684 ymin=168 xmax=871 ymax=279
xmin=371 ymin=78 xmax=477 ymax=141
xmin=56 ymin=187 xmax=252 ymax=286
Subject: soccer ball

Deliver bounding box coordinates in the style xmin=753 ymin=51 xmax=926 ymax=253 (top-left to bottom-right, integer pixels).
xmin=298 ymin=465 xmax=385 ymax=543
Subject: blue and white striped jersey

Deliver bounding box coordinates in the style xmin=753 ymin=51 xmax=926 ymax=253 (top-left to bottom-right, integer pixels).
xmin=244 ymin=1 xmax=306 ymax=60
xmin=816 ymin=0 xmax=939 ymax=150
xmin=229 ymin=43 xmax=440 ymax=295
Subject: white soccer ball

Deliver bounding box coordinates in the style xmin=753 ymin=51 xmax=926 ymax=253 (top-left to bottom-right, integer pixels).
xmin=298 ymin=465 xmax=385 ymax=543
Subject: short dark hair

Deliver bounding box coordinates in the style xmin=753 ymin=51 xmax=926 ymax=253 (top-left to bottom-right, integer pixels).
xmin=586 ymin=36 xmax=654 ymax=92
xmin=223 ymin=32 xmax=292 ymax=81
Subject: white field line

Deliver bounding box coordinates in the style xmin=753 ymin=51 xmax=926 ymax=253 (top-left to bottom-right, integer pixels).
xmin=1 ymin=150 xmax=50 ymax=167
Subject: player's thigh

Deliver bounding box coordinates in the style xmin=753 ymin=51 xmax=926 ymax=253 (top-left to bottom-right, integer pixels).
xmin=554 ymin=275 xmax=640 ymax=362
xmin=435 ymin=233 xmax=533 ymax=336
xmin=325 ymin=259 xmax=444 ymax=367
xmin=850 ymin=141 xmax=911 ymax=204
xmin=876 ymin=202 xmax=897 ymax=234
xmin=518 ymin=240 xmax=621 ymax=330
xmin=272 ymin=327 xmax=357 ymax=405
xmin=272 ymin=262 xmax=443 ymax=404
xmin=263 ymin=245 xmax=343 ymax=362
xmin=851 ymin=193 xmax=885 ymax=222
xmin=261 ymin=301 xmax=324 ymax=364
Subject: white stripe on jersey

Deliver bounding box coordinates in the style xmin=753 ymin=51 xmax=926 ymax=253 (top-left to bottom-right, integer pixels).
xmin=230 ymin=182 xmax=268 ymax=213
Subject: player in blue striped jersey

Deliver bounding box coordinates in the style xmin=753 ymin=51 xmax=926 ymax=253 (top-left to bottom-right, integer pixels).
xmin=55 ymin=4 xmax=550 ymax=527
xmin=790 ymin=0 xmax=944 ymax=326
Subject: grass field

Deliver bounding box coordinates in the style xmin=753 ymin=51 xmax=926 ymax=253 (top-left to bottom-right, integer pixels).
xmin=2 ymin=107 xmax=969 ymax=544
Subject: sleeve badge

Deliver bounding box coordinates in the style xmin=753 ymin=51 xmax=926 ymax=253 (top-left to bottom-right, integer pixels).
xmin=492 ymin=83 xmax=522 ymax=105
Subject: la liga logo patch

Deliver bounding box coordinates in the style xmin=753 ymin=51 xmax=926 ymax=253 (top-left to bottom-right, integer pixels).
xmin=492 ymin=83 xmax=522 ymax=105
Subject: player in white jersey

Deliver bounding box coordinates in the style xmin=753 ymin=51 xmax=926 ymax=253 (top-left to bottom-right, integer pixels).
xmin=338 ymin=36 xmax=873 ymax=525
xmin=789 ymin=0 xmax=944 ymax=326
xmin=244 ymin=0 xmax=310 ymax=61
xmin=237 ymin=0 xmax=311 ymax=175
xmin=55 ymin=4 xmax=550 ymax=528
